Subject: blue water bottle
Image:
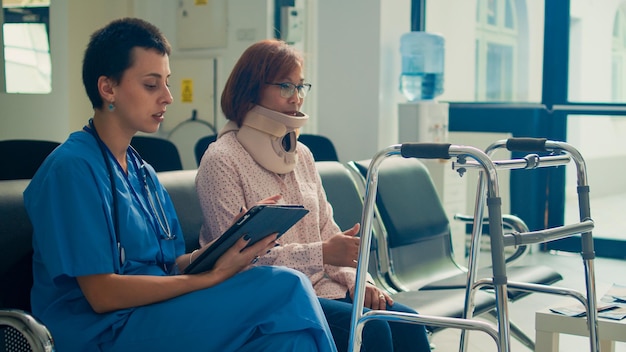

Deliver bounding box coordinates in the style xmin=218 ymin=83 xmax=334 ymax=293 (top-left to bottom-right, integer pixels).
xmin=399 ymin=31 xmax=445 ymax=101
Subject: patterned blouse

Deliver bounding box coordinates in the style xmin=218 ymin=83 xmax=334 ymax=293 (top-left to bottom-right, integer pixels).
xmin=195 ymin=131 xmax=360 ymax=299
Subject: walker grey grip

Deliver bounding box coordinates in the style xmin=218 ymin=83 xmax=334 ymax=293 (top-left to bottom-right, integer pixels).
xmin=505 ymin=138 xmax=547 ymax=152
xmin=400 ymin=143 xmax=451 ymax=159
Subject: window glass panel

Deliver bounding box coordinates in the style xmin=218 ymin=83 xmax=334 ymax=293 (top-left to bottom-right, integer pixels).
xmin=505 ymin=0 xmax=515 ymax=28
xmin=486 ymin=43 xmax=514 ymax=100
xmin=613 ymin=57 xmax=623 ymax=101
xmin=426 ymin=0 xmax=544 ymax=102
xmin=2 ymin=0 xmax=50 ymax=94
xmin=617 ymin=4 xmax=626 ymax=101
xmin=487 ymin=0 xmax=498 ymax=25
xmin=565 ymin=2 xmax=626 ymax=244
xmin=569 ymin=0 xmax=626 ymax=102
xmin=3 ymin=22 xmax=50 ymax=93
xmin=564 ymin=114 xmax=626 ymax=240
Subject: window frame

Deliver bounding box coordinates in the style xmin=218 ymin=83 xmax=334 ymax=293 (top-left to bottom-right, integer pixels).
xmin=415 ymin=0 xmax=626 ymax=257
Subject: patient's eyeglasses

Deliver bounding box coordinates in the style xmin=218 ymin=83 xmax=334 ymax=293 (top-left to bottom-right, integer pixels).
xmin=266 ymin=82 xmax=312 ymax=99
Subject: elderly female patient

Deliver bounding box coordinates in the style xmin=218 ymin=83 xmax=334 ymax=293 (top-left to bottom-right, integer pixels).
xmin=196 ymin=38 xmax=432 ymax=352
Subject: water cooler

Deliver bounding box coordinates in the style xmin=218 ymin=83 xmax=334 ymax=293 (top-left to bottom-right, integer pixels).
xmin=397 ymin=31 xmax=448 ymax=144
xmin=397 ymin=31 xmax=467 ymax=262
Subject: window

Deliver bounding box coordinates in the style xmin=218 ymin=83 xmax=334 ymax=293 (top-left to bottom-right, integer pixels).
xmin=423 ymin=0 xmax=626 ymax=256
xmin=475 ymin=0 xmax=520 ymax=101
xmin=2 ymin=0 xmax=51 ymax=94
xmin=561 ymin=0 xmax=626 ymax=247
xmin=426 ymin=0 xmax=542 ymax=102
xmin=612 ymin=4 xmax=626 ymax=102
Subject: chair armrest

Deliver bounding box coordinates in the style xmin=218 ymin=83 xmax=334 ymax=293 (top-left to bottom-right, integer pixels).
xmin=453 ymin=213 xmax=530 ymax=266
xmin=0 ymin=309 xmax=54 ymax=352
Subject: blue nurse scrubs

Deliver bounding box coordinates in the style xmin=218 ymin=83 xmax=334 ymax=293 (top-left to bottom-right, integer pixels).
xmin=24 ymin=129 xmax=336 ymax=352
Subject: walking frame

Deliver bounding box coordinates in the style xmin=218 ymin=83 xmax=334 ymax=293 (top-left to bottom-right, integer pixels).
xmin=348 ymin=138 xmax=599 ymax=352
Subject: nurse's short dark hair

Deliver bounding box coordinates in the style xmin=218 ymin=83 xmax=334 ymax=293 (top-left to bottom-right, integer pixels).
xmin=221 ymin=39 xmax=304 ymax=126
xmin=82 ymin=17 xmax=171 ymax=109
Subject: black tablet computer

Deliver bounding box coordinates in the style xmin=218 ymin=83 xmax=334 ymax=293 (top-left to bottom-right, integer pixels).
xmin=184 ymin=204 xmax=309 ymax=274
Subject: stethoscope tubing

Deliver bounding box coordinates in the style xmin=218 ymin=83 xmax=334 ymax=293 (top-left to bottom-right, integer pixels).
xmin=84 ymin=120 xmax=174 ymax=272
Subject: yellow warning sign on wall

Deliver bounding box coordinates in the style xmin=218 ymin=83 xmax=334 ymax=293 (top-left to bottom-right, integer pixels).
xmin=195 ymin=0 xmax=208 ymax=5
xmin=181 ymin=79 xmax=193 ymax=103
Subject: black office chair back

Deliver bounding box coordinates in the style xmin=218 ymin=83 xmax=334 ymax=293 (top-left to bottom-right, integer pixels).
xmin=0 ymin=139 xmax=60 ymax=180
xmin=0 ymin=179 xmax=54 ymax=351
xmin=131 ymin=136 xmax=183 ymax=172
xmin=350 ymin=158 xmax=466 ymax=292
xmin=299 ymin=134 xmax=339 ymax=162
xmin=193 ymin=133 xmax=338 ymax=165
xmin=194 ymin=134 xmax=217 ymax=166
xmin=0 ymin=179 xmax=33 ymax=312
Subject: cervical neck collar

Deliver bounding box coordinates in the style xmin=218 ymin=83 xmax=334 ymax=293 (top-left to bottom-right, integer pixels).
xmin=218 ymin=105 xmax=309 ymax=174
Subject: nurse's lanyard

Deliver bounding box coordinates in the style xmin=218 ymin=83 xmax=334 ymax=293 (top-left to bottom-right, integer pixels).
xmin=84 ymin=119 xmax=175 ymax=271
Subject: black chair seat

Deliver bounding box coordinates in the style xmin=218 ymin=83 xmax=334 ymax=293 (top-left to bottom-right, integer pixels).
xmin=421 ymin=265 xmax=563 ymax=300
xmin=391 ymin=289 xmax=498 ymax=333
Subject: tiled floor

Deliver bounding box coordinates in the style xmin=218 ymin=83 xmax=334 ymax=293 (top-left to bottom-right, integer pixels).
xmin=428 ymin=249 xmax=626 ymax=351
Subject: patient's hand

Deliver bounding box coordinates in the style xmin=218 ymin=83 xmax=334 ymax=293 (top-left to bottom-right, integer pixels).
xmin=322 ymin=223 xmax=360 ymax=267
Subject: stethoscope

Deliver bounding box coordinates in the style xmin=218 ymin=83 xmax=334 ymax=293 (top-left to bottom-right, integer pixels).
xmin=84 ymin=119 xmax=175 ymax=271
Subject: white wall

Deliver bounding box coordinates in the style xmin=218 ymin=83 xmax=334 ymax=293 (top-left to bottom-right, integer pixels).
xmin=0 ymin=0 xmax=131 ymax=142
xmin=130 ymin=0 xmax=273 ymax=168
xmin=315 ymin=0 xmax=411 ymax=162
xmin=0 ymin=0 xmax=68 ymax=142
xmin=0 ymin=0 xmax=273 ymax=145
xmin=132 ymin=0 xmax=274 ymax=135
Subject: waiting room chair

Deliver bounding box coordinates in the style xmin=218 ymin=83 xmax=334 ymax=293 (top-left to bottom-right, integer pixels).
xmin=156 ymin=170 xmax=204 ymax=254
xmin=299 ymin=134 xmax=339 ymax=162
xmin=0 ymin=179 xmax=54 ymax=351
xmin=0 ymin=309 xmax=53 ymax=352
xmin=316 ymin=161 xmax=394 ymax=292
xmin=131 ymin=136 xmax=183 ymax=172
xmin=348 ymin=158 xmax=562 ymax=293
xmin=194 ymin=134 xmax=217 ymax=166
xmin=0 ymin=139 xmax=60 ymax=180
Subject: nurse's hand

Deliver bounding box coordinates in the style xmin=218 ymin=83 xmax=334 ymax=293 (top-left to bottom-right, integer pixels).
xmin=210 ymin=232 xmax=278 ymax=280
xmin=193 ymin=197 xmax=280 ymax=281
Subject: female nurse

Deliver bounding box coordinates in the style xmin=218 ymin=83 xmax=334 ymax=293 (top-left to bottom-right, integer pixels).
xmin=23 ymin=18 xmax=336 ymax=352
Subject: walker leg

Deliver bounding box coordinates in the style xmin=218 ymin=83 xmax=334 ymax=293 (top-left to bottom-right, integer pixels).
xmin=485 ymin=310 xmax=535 ymax=350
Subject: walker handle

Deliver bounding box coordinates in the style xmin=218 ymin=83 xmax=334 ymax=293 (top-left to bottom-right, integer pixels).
xmin=505 ymin=138 xmax=548 ymax=152
xmin=401 ymin=143 xmax=451 ymax=159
